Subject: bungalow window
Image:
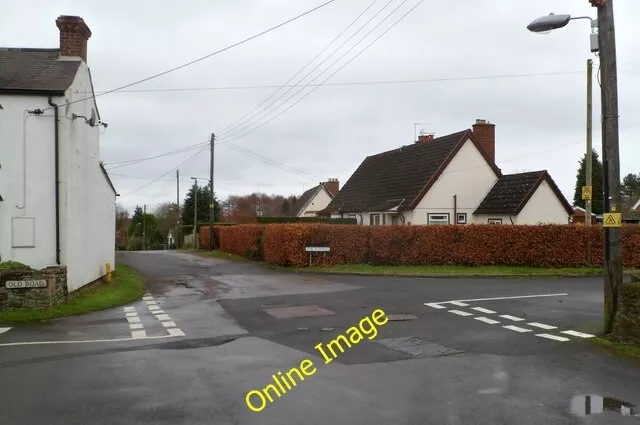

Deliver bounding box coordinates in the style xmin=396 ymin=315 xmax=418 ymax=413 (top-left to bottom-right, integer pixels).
xmin=488 ymin=218 xmax=503 ymax=224
xmin=391 ymin=215 xmax=399 ymax=225
xmin=370 ymin=214 xmax=381 ymax=226
xmin=428 ymin=213 xmax=449 ymax=225
xmin=456 ymin=213 xmax=467 ymax=224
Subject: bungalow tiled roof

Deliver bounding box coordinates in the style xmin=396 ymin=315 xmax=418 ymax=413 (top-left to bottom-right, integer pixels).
xmin=0 ymin=48 xmax=80 ymax=94
xmin=474 ymin=170 xmax=573 ymax=215
xmin=322 ymin=129 xmax=501 ymax=214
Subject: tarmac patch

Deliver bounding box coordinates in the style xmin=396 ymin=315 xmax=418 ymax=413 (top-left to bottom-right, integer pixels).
xmin=374 ymin=336 xmax=463 ymax=358
xmin=263 ymin=305 xmax=335 ymax=319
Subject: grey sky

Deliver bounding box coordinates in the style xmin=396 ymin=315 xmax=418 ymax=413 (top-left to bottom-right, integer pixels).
xmin=2 ymin=0 xmax=639 ymax=213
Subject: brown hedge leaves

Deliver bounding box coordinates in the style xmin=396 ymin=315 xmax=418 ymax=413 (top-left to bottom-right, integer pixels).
xmin=215 ymin=224 xmax=640 ymax=268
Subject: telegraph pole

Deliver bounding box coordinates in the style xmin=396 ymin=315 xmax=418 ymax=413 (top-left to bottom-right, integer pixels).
xmin=209 ymin=133 xmax=215 ymax=250
xmin=190 ymin=177 xmax=198 ymax=248
xmin=143 ymin=204 xmax=147 ymax=251
xmin=176 ymin=169 xmax=180 ymax=249
xmin=595 ymin=0 xmax=622 ymax=333
xmin=585 ymin=58 xmax=593 ymax=228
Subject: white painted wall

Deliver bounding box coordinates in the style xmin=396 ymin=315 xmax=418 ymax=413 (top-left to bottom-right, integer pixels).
xmin=59 ymin=61 xmax=115 ymax=291
xmin=411 ymin=138 xmax=499 ymax=225
xmin=0 ymin=60 xmax=115 ymax=291
xmin=298 ymin=188 xmax=333 ymax=217
xmin=473 ymin=214 xmax=516 ymax=224
xmin=515 ymin=180 xmax=569 ymax=225
xmin=0 ymin=95 xmax=57 ymax=267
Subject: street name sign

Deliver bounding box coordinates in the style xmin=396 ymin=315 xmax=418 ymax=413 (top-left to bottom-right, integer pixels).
xmin=305 ymin=247 xmax=330 ymax=252
xmin=5 ymin=279 xmax=48 ymax=289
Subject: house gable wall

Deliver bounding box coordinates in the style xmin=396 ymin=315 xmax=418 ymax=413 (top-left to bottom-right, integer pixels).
xmin=515 ymin=179 xmax=570 ymax=225
xmin=298 ymin=188 xmax=333 ymax=217
xmin=411 ymin=138 xmax=498 ymax=225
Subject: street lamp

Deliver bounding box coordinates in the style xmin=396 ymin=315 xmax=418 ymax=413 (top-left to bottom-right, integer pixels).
xmin=527 ymin=2 xmax=622 ymax=334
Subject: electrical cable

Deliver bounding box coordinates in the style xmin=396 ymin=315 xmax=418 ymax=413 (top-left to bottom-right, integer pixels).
xmin=219 ymin=0 xmax=413 ymax=140
xmin=41 ymin=0 xmax=340 ymax=112
xmin=93 ymin=71 xmax=585 ymax=94
xmin=218 ymin=0 xmax=390 ymax=137
xmin=104 ymin=141 xmax=209 ymax=169
xmin=221 ymin=0 xmax=425 ymax=144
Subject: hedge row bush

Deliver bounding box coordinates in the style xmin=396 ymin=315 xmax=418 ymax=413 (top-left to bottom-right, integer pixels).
xmin=256 ymin=216 xmax=357 ymax=224
xmin=214 ymin=223 xmax=640 ymax=268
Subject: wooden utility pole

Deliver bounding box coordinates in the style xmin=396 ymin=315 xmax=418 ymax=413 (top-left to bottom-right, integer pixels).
xmin=176 ymin=169 xmax=180 ymax=249
xmin=209 ymin=133 xmax=215 ymax=250
xmin=585 ymin=58 xmax=593 ymax=228
xmin=595 ymin=0 xmax=623 ymax=333
xmin=143 ymin=204 xmax=147 ymax=251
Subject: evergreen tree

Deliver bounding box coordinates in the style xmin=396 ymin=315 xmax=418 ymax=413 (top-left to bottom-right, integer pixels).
xmin=181 ymin=183 xmax=221 ymax=230
xmin=621 ymin=173 xmax=640 ymax=211
xmin=573 ymin=149 xmax=604 ymax=214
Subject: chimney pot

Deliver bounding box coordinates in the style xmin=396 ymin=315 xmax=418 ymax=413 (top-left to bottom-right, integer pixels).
xmin=472 ymin=119 xmax=496 ymax=163
xmin=326 ymin=178 xmax=340 ymax=196
xmin=56 ymin=15 xmax=92 ymax=62
xmin=416 ymin=133 xmax=435 ymax=143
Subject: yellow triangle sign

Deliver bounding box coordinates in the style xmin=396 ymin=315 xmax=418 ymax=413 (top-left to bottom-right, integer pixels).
xmin=605 ymin=215 xmax=616 ymax=225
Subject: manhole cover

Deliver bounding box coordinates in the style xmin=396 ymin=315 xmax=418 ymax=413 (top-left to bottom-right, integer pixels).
xmin=387 ymin=314 xmax=418 ymax=321
xmin=263 ymin=305 xmax=335 ymax=319
xmin=374 ymin=337 xmax=463 ymax=358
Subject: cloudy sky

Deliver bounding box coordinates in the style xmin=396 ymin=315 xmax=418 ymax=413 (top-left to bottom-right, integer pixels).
xmin=2 ymin=0 xmax=639 ymax=213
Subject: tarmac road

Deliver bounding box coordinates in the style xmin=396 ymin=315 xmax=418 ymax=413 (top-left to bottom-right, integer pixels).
xmin=1 ymin=250 xmax=639 ymax=425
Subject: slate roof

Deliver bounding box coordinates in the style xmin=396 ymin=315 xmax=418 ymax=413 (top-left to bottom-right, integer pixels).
xmin=623 ymin=210 xmax=640 ymax=222
xmin=321 ymin=130 xmax=501 ymax=214
xmin=290 ymin=185 xmax=321 ymax=216
xmin=0 ymin=48 xmax=80 ymax=94
xmin=474 ymin=170 xmax=572 ymax=215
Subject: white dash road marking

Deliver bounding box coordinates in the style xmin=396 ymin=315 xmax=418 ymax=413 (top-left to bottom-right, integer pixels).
xmin=162 ymin=321 xmax=177 ymax=328
xmin=131 ymin=330 xmax=147 ymax=339
xmin=499 ymin=315 xmax=525 ymax=322
xmin=451 ymin=293 xmax=569 ymax=303
xmin=471 ymin=307 xmax=496 ymax=314
xmin=0 ymin=327 xmax=12 ymax=335
xmin=424 ymin=303 xmax=446 ymax=309
xmin=449 ymin=301 xmax=469 ymax=307
xmin=168 ymin=328 xmax=186 ymax=337
xmin=449 ymin=310 xmax=474 ymax=317
xmin=503 ymin=325 xmax=532 ymax=333
xmin=151 ymin=310 xmax=166 ymax=315
xmin=126 ymin=312 xmax=139 ymax=317
xmin=145 ymin=301 xmax=158 ymax=306
xmin=143 ymin=296 xmax=154 ymax=301
xmin=536 ymin=333 xmax=570 ymax=342
xmin=561 ymin=330 xmax=595 ymax=339
xmin=148 ymin=305 xmax=160 ymax=311
xmin=475 ymin=317 xmax=500 ymax=325
xmin=126 ymin=316 xmax=141 ymax=324
xmin=129 ymin=323 xmax=144 ymax=330
xmin=528 ymin=322 xmax=557 ymax=330
xmin=155 ymin=314 xmax=171 ymax=321
xmin=123 ymin=306 xmax=136 ymax=313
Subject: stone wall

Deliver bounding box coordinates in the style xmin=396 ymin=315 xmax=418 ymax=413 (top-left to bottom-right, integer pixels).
xmin=0 ymin=266 xmax=68 ymax=310
xmin=612 ymin=277 xmax=640 ymax=343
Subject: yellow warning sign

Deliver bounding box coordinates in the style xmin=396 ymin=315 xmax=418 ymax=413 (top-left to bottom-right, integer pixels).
xmin=603 ymin=213 xmax=622 ymax=228
xmin=582 ymin=186 xmax=592 ymax=201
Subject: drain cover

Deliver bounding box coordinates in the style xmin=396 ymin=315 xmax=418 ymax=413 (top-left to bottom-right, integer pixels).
xmin=374 ymin=337 xmax=463 ymax=358
xmin=263 ymin=305 xmax=335 ymax=319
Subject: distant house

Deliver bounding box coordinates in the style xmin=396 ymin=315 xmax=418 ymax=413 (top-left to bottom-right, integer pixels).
xmin=571 ymin=206 xmax=598 ymax=225
xmin=0 ymin=16 xmax=116 ymax=291
xmin=290 ymin=179 xmax=339 ymax=217
xmin=319 ymin=119 xmax=572 ymax=225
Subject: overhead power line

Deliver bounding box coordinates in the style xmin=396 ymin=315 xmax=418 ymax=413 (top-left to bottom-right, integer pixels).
xmin=42 ymin=0 xmax=340 ymax=112
xmin=221 ymin=0 xmax=426 ymax=144
xmin=119 ymin=146 xmax=209 ymax=198
xmin=217 ymin=0 xmax=387 ymax=136
xmin=104 ymin=141 xmax=209 ymax=169
xmin=219 ymin=0 xmax=413 ymax=140
xmin=92 ymin=71 xmax=585 ymax=93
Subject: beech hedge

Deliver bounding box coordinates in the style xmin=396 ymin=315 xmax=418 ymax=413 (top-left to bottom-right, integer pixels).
xmin=213 ymin=223 xmax=640 ymax=268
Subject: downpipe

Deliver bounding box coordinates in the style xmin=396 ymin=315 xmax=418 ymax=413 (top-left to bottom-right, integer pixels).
xmin=48 ymin=96 xmax=61 ymax=265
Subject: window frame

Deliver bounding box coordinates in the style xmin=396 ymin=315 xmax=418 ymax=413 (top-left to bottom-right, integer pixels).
xmin=488 ymin=218 xmax=503 ymax=224
xmin=427 ymin=213 xmax=450 ymax=225
xmin=370 ymin=213 xmax=381 ymax=226
xmin=456 ymin=213 xmax=467 ymax=224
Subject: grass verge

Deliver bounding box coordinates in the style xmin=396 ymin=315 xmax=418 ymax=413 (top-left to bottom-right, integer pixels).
xmin=0 ymin=264 xmax=145 ymax=325
xmin=295 ymin=264 xmax=605 ymax=277
xmin=591 ymin=337 xmax=640 ymax=361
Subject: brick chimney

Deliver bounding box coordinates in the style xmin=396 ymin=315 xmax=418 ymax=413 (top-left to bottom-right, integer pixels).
xmin=472 ymin=119 xmax=496 ymax=163
xmin=56 ymin=15 xmax=92 ymax=62
xmin=325 ymin=178 xmax=340 ymax=196
xmin=416 ymin=133 xmax=435 ymax=143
